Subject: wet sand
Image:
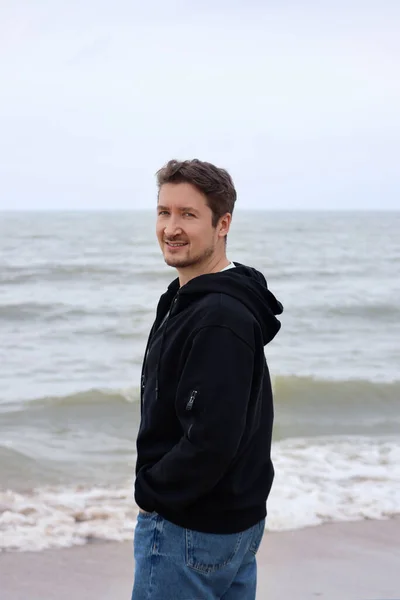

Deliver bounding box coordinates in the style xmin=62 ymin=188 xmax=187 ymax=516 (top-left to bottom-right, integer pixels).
xmin=1 ymin=518 xmax=399 ymax=599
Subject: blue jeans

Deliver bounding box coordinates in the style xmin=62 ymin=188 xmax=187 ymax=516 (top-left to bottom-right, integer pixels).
xmin=131 ymin=512 xmax=265 ymax=599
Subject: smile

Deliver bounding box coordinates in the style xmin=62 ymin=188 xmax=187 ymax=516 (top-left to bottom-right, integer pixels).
xmin=165 ymin=242 xmax=188 ymax=248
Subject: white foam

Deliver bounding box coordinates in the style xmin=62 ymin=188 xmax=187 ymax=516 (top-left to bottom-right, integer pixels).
xmin=0 ymin=486 xmax=137 ymax=552
xmin=1 ymin=435 xmax=399 ymax=552
xmin=267 ymin=435 xmax=400 ymax=531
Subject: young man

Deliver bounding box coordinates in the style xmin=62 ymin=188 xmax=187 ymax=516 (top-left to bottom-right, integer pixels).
xmin=132 ymin=159 xmax=283 ymax=600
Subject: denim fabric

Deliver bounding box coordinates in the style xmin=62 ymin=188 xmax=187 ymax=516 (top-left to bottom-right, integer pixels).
xmin=131 ymin=512 xmax=265 ymax=600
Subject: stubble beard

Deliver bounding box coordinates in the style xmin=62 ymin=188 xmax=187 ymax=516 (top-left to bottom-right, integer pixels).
xmin=163 ymin=244 xmax=215 ymax=269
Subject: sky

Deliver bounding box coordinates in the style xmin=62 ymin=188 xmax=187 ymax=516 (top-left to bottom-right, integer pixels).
xmin=0 ymin=1 xmax=399 ymax=211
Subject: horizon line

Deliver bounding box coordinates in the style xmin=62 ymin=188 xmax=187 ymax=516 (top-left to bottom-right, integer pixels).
xmin=1 ymin=208 xmax=399 ymax=213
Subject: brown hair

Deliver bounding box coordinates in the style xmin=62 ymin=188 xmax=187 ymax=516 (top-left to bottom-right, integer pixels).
xmin=156 ymin=159 xmax=236 ymax=227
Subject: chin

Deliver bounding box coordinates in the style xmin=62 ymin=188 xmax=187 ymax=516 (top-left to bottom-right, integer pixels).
xmin=164 ymin=255 xmax=195 ymax=269
xmin=164 ymin=258 xmax=187 ymax=268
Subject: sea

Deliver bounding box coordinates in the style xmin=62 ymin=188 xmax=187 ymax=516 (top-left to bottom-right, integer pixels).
xmin=1 ymin=210 xmax=399 ymax=552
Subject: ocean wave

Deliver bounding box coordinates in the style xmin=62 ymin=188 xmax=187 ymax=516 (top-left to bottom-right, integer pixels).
xmin=0 ymin=264 xmax=174 ymax=286
xmin=0 ymin=302 xmax=151 ymax=323
xmin=326 ymin=302 xmax=400 ymax=320
xmin=0 ymin=302 xmax=61 ymax=321
xmin=0 ymin=445 xmax=61 ymax=489
xmin=4 ymin=376 xmax=399 ymax=420
xmin=0 ymin=264 xmax=130 ymax=285
xmin=25 ymin=387 xmax=140 ymax=409
xmin=1 ymin=435 xmax=399 ymax=552
xmin=273 ymin=375 xmax=400 ymax=407
xmin=0 ymin=445 xmax=44 ymax=474
xmin=17 ymin=376 xmax=399 ymax=409
xmin=268 ymin=435 xmax=400 ymax=531
xmin=133 ymin=269 xmax=175 ymax=282
xmin=0 ymin=484 xmax=138 ymax=552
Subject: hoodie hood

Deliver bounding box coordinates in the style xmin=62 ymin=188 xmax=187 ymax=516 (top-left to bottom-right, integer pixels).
xmin=168 ymin=262 xmax=283 ymax=345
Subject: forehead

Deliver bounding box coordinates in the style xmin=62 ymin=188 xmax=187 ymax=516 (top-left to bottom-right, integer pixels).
xmin=158 ymin=182 xmax=208 ymax=209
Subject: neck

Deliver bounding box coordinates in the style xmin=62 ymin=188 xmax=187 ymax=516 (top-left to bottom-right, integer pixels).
xmin=178 ymin=255 xmax=230 ymax=287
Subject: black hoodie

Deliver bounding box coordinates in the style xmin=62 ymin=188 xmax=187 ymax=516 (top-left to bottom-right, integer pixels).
xmin=134 ymin=262 xmax=283 ymax=534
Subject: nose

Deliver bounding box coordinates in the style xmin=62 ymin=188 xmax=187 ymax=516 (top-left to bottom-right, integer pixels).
xmin=164 ymin=217 xmax=183 ymax=239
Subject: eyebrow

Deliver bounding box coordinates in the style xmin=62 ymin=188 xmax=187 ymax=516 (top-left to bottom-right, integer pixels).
xmin=157 ymin=205 xmax=199 ymax=214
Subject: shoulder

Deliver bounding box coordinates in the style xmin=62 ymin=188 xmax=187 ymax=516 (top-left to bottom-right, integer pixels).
xmin=192 ymin=293 xmax=257 ymax=347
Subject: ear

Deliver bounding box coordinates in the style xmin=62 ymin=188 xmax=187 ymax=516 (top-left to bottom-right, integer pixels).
xmin=218 ymin=213 xmax=232 ymax=239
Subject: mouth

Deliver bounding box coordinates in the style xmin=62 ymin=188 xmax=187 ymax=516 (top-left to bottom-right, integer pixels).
xmin=164 ymin=241 xmax=188 ymax=250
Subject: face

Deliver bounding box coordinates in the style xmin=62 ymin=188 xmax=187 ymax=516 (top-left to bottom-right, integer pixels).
xmin=156 ymin=182 xmax=228 ymax=270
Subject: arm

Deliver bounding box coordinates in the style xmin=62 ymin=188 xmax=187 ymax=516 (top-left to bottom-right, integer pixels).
xmin=135 ymin=325 xmax=255 ymax=512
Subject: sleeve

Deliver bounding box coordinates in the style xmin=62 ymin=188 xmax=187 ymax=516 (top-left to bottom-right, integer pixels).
xmin=135 ymin=325 xmax=255 ymax=512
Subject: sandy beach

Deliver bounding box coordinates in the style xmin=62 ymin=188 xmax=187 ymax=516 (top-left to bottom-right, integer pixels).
xmin=1 ymin=517 xmax=399 ymax=600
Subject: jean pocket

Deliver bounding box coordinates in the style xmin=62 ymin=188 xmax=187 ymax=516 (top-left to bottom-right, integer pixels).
xmin=185 ymin=529 xmax=243 ymax=574
xmin=249 ymin=519 xmax=265 ymax=555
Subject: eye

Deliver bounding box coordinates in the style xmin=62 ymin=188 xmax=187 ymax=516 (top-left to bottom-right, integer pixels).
xmin=158 ymin=211 xmax=169 ymax=216
xmin=184 ymin=212 xmax=195 ymax=217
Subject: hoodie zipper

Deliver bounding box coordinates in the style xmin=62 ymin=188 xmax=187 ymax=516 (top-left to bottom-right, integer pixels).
xmin=186 ymin=390 xmax=198 ymax=411
xmin=141 ymin=292 xmax=179 ymax=403
xmin=140 ymin=331 xmax=153 ymax=403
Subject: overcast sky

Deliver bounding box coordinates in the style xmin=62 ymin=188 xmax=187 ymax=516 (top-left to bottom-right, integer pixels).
xmin=0 ymin=1 xmax=399 ymax=210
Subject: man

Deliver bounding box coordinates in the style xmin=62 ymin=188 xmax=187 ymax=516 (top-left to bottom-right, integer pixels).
xmin=132 ymin=159 xmax=283 ymax=600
